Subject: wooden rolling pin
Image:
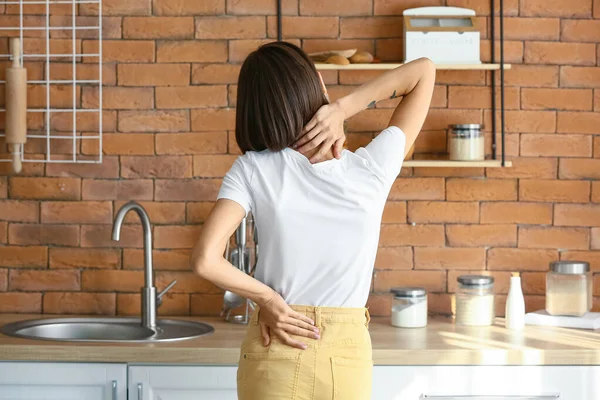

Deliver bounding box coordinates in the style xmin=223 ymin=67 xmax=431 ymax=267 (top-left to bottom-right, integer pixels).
xmin=5 ymin=38 xmax=27 ymax=174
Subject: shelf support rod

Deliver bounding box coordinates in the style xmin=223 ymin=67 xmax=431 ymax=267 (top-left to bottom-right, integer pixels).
xmin=500 ymin=0 xmax=506 ymax=167
xmin=491 ymin=0 xmax=497 ymax=161
xmin=276 ymin=0 xmax=282 ymax=41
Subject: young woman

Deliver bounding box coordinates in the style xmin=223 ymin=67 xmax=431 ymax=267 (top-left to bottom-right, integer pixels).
xmin=191 ymin=42 xmax=435 ymax=400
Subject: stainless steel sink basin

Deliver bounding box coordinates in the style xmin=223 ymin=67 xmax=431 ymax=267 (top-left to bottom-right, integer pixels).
xmin=0 ymin=203 xmax=215 ymax=344
xmin=0 ymin=317 xmax=214 ymax=343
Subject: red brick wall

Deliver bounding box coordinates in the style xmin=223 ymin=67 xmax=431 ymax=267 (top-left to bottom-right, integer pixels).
xmin=0 ymin=0 xmax=599 ymax=317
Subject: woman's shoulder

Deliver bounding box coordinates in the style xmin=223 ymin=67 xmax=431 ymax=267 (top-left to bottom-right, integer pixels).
xmin=243 ymin=148 xmax=288 ymax=164
xmin=235 ymin=150 xmax=264 ymax=166
xmin=233 ymin=149 xmax=281 ymax=172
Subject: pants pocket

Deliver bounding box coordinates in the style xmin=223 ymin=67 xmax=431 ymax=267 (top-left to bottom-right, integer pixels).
xmin=331 ymin=357 xmax=373 ymax=400
xmin=237 ymin=351 xmax=302 ymax=400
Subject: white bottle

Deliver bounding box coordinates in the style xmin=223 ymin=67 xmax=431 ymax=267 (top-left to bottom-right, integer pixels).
xmin=505 ymin=272 xmax=525 ymax=330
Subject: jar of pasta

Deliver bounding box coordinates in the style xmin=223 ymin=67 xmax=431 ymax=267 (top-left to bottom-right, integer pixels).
xmin=455 ymin=275 xmax=495 ymax=326
xmin=546 ymin=261 xmax=592 ymax=317
xmin=448 ymin=124 xmax=485 ymax=161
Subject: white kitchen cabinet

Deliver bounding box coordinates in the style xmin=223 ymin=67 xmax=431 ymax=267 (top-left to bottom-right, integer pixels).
xmin=372 ymin=366 xmax=600 ymax=400
xmin=0 ymin=362 xmax=127 ymax=400
xmin=1 ymin=362 xmax=598 ymax=399
xmin=128 ymin=365 xmax=238 ymax=400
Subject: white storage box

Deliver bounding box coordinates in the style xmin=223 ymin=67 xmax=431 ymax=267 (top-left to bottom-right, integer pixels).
xmin=403 ymin=6 xmax=480 ymax=65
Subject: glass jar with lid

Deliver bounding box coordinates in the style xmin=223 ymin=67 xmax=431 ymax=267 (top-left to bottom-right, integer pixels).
xmin=546 ymin=261 xmax=592 ymax=317
xmin=390 ymin=287 xmax=427 ymax=328
xmin=455 ymin=275 xmax=495 ymax=326
xmin=448 ymin=124 xmax=485 ymax=161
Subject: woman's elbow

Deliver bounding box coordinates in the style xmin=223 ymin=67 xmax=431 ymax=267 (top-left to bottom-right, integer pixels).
xmin=420 ymin=58 xmax=436 ymax=78
xmin=190 ymin=249 xmax=212 ymax=278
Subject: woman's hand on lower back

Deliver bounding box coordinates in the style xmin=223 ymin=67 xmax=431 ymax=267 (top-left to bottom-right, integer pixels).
xmin=293 ymin=102 xmax=346 ymax=163
xmin=258 ymin=291 xmax=320 ymax=350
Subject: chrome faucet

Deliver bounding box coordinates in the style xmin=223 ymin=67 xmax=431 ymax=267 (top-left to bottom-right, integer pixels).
xmin=112 ymin=201 xmax=176 ymax=332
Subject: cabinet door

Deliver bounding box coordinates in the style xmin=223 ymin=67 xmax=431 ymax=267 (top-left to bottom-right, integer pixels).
xmin=0 ymin=362 xmax=127 ymax=400
xmin=372 ymin=366 xmax=600 ymax=399
xmin=129 ymin=365 xmax=238 ymax=400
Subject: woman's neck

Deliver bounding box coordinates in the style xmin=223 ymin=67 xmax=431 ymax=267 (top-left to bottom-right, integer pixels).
xmin=295 ymin=147 xmax=335 ymax=164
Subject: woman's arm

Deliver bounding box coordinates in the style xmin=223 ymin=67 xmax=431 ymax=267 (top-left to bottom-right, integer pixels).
xmin=190 ymin=199 xmax=319 ymax=349
xmin=295 ymin=57 xmax=436 ymax=160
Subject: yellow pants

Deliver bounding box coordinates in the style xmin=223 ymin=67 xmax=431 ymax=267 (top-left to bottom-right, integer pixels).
xmin=237 ymin=305 xmax=373 ymax=400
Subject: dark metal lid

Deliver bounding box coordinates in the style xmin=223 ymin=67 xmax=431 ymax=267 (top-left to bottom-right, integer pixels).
xmin=550 ymin=261 xmax=590 ymax=274
xmin=391 ymin=287 xmax=427 ymax=298
xmin=457 ymin=275 xmax=494 ymax=286
xmin=449 ymin=124 xmax=484 ymax=130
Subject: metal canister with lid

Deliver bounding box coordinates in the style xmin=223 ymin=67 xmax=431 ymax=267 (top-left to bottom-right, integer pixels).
xmin=455 ymin=275 xmax=495 ymax=326
xmin=546 ymin=261 xmax=592 ymax=317
xmin=390 ymin=287 xmax=428 ymax=328
xmin=448 ymin=124 xmax=485 ymax=161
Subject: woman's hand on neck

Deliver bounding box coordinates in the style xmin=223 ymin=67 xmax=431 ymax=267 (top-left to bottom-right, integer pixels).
xmin=293 ymin=102 xmax=347 ymax=163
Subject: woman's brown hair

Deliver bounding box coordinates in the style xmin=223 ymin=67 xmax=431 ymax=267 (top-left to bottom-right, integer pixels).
xmin=235 ymin=41 xmax=328 ymax=153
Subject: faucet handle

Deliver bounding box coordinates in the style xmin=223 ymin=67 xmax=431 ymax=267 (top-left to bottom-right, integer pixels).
xmin=156 ymin=280 xmax=177 ymax=308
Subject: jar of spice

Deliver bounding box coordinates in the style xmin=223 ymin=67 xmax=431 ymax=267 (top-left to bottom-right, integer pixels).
xmin=390 ymin=287 xmax=427 ymax=328
xmin=455 ymin=275 xmax=495 ymax=326
xmin=448 ymin=124 xmax=485 ymax=161
xmin=546 ymin=261 xmax=592 ymax=317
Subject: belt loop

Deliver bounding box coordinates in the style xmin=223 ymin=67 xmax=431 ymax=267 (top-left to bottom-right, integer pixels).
xmin=365 ymin=308 xmax=371 ymax=328
xmin=315 ymin=307 xmax=322 ymax=328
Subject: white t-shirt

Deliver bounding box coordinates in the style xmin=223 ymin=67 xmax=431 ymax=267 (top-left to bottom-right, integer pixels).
xmin=217 ymin=126 xmax=406 ymax=307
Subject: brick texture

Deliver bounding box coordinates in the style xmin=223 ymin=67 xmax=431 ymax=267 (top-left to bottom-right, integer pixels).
xmin=157 ymin=41 xmax=228 ymax=62
xmin=520 ymin=134 xmax=592 ymax=157
xmin=519 ymin=227 xmax=590 ymax=250
xmin=196 ymin=16 xmax=266 ymax=39
xmin=520 ymin=180 xmax=590 ymax=203
xmin=560 ymin=66 xmax=600 ymax=88
xmin=447 ymin=225 xmax=518 ymax=247
xmin=480 ymin=202 xmax=553 ymax=225
xmin=9 ymin=177 xmax=81 ymax=200
xmin=301 ymin=0 xmax=372 ymax=16
xmin=414 ymin=248 xmax=486 ymax=270
xmin=408 ymin=201 xmax=478 ymax=223
xmin=43 ymin=292 xmax=116 ymax=315
xmin=9 ymin=270 xmax=80 ymax=291
xmin=123 ymin=249 xmax=191 ymax=270
xmin=524 ymin=42 xmax=596 ymax=65
xmin=520 ymin=0 xmax=591 ymax=17
xmin=0 ymin=0 xmax=599 ymax=317
xmin=154 ymin=0 xmax=224 ymax=16
xmin=49 ymin=248 xmax=121 ymax=269
xmin=9 ymin=224 xmax=79 ymax=246
xmin=227 ymin=0 xmax=297 ymax=15
xmin=121 ymin=156 xmax=193 ymax=179
xmin=488 ymin=248 xmax=558 ymax=271
xmin=521 ymin=88 xmax=593 ymax=111
xmin=446 ymin=179 xmax=517 ymax=201
xmin=374 ymin=246 xmax=412 ymax=270
xmin=268 ymin=17 xmax=339 ymax=38
xmin=124 ymin=17 xmax=195 ymax=39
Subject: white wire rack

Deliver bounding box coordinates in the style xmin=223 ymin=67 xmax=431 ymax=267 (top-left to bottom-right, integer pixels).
xmin=0 ymin=0 xmax=102 ymax=164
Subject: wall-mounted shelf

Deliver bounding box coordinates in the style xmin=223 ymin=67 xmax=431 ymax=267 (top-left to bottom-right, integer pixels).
xmin=403 ymin=160 xmax=512 ymax=168
xmin=275 ymin=0 xmax=510 ymax=168
xmin=315 ymin=63 xmax=512 ymax=71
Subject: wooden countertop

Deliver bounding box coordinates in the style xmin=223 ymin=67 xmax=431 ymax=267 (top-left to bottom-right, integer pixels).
xmin=0 ymin=314 xmax=599 ymax=366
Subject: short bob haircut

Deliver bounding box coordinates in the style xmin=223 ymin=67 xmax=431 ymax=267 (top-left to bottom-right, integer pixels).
xmin=235 ymin=41 xmax=328 ymax=153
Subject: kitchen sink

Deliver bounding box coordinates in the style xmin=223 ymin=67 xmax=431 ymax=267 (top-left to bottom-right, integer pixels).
xmin=0 ymin=317 xmax=214 ymax=343
xmin=0 ymin=203 xmax=215 ymax=344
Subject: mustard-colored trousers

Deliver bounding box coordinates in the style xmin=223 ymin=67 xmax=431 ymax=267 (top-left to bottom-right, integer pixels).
xmin=237 ymin=305 xmax=373 ymax=400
